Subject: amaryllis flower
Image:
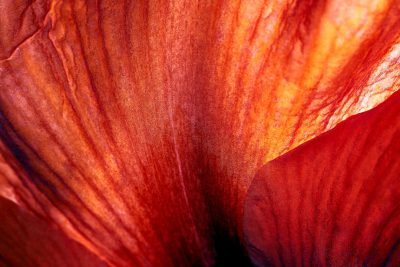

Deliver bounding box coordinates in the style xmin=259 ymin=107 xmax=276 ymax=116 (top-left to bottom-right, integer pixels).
xmin=0 ymin=0 xmax=399 ymax=266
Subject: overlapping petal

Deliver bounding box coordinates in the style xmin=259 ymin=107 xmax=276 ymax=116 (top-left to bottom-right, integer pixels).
xmin=198 ymin=0 xmax=400 ymax=230
xmin=0 ymin=0 xmax=399 ymax=266
xmin=244 ymin=90 xmax=400 ymax=266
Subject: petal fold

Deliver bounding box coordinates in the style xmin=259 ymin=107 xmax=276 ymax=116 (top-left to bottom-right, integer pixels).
xmin=0 ymin=0 xmax=51 ymax=60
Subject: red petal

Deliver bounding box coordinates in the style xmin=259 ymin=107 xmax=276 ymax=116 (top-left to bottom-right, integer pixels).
xmin=0 ymin=196 xmax=109 ymax=267
xmin=0 ymin=1 xmax=214 ymax=265
xmin=198 ymin=0 xmax=400 ymax=232
xmin=244 ymin=91 xmax=400 ymax=266
xmin=1 ymin=0 xmax=400 ymax=265
xmin=0 ymin=0 xmax=51 ymax=60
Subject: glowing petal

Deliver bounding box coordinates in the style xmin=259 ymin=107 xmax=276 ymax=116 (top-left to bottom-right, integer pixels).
xmin=0 ymin=0 xmax=400 ymax=265
xmin=198 ymin=0 xmax=400 ymax=232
